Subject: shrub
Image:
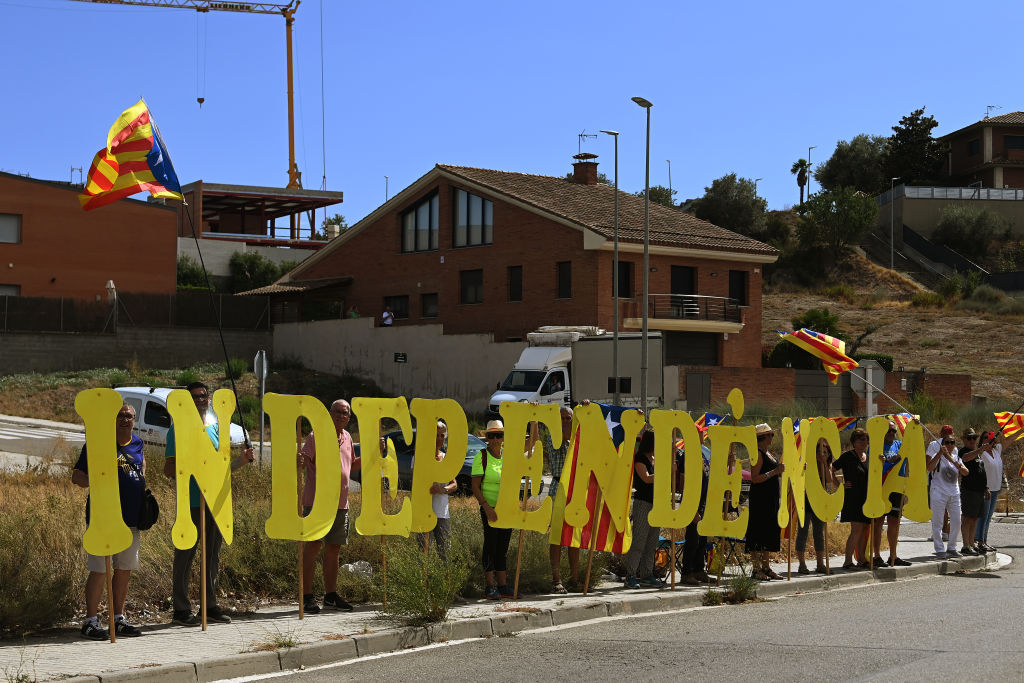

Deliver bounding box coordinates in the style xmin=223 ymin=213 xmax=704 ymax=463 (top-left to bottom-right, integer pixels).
xmin=910 ymin=292 xmax=945 ymax=308
xmin=905 ymin=391 xmax=954 ymax=424
xmin=853 ymin=353 xmax=893 ymax=372
xmin=176 ymin=369 xmax=201 ymax=386
xmin=377 ymin=539 xmax=471 ymax=625
xmin=722 ymin=574 xmax=758 ymax=603
xmin=790 ymin=307 xmax=841 ymax=337
xmin=818 ymin=283 xmax=856 ymax=303
xmin=936 ymin=276 xmax=961 ymax=301
xmin=225 ymin=357 xmax=248 ymax=380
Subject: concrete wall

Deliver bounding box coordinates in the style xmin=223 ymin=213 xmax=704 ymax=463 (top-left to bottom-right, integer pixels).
xmin=0 ymin=326 xmax=271 ymax=374
xmin=273 ymin=318 xmax=525 ymax=411
xmin=879 ymin=195 xmax=1024 ymax=241
xmin=178 ymin=237 xmax=319 ymax=278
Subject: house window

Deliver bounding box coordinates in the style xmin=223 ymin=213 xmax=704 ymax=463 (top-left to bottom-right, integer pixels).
xmin=967 ymin=139 xmax=981 ymax=157
xmin=729 ymin=270 xmax=748 ymax=306
xmin=453 ymin=189 xmax=493 ymax=247
xmin=384 ymin=295 xmax=409 ymax=319
xmin=614 ymin=260 xmax=633 ymax=298
xmin=0 ymin=214 xmax=21 ymax=244
xmin=0 ymin=284 xmax=19 ymax=296
xmin=1006 ymin=135 xmax=1024 ymax=150
xmin=556 ymin=261 xmax=572 ymax=299
xmin=508 ymin=265 xmax=523 ymax=302
xmin=421 ymin=293 xmax=438 ymax=318
xmin=401 ymin=194 xmax=439 ymax=252
xmin=460 ymin=269 xmax=483 ymax=304
xmin=671 ymin=265 xmax=696 ymax=295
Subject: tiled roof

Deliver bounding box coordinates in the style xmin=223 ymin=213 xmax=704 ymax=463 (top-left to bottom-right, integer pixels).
xmin=941 ymin=111 xmax=1024 ymax=139
xmin=236 ymin=276 xmax=350 ymax=296
xmin=437 ymin=165 xmax=777 ymax=256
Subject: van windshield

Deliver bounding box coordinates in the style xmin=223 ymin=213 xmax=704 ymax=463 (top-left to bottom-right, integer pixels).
xmin=500 ymin=370 xmax=546 ymax=392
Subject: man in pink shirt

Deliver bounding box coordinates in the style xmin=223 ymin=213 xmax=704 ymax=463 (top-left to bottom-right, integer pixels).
xmin=298 ymin=399 xmax=360 ymax=613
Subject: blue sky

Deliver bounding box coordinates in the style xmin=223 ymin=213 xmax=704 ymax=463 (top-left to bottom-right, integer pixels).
xmin=2 ymin=0 xmax=1020 ymax=231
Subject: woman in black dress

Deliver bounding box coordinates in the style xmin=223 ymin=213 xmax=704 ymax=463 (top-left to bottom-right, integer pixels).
xmin=833 ymin=428 xmax=870 ymax=570
xmin=746 ymin=423 xmax=785 ymax=580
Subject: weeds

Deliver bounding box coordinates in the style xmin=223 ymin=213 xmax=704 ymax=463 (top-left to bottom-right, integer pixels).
xmin=376 ymin=539 xmax=471 ymax=626
xmin=910 ymin=292 xmax=945 ymax=308
xmin=248 ymin=625 xmax=300 ymax=652
xmin=722 ymin=575 xmax=758 ymax=603
xmin=702 ymin=589 xmax=724 ymax=606
xmin=225 ymin=358 xmax=248 ymax=381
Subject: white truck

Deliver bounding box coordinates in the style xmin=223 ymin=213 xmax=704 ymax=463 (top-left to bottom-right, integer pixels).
xmin=487 ymin=326 xmax=663 ymax=414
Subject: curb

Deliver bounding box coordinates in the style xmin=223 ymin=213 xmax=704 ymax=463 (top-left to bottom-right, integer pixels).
xmin=55 ymin=550 xmax=1008 ymax=682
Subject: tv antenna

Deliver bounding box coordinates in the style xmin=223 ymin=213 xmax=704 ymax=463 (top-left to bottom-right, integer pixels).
xmin=70 ymin=166 xmax=83 ymax=185
xmin=578 ymin=130 xmax=597 ymax=154
xmin=986 ymin=105 xmax=1002 ymax=118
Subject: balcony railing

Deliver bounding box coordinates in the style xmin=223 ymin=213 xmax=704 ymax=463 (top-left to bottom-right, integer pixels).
xmin=625 ymin=294 xmax=743 ymax=323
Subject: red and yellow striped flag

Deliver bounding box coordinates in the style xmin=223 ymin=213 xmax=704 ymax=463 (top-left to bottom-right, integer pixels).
xmin=995 ymin=412 xmax=1024 ymax=440
xmin=778 ymin=328 xmax=859 ymax=384
xmin=79 ymin=100 xmax=183 ymax=211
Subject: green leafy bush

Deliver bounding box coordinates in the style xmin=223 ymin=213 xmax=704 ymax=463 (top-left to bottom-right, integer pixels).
xmin=225 ymin=357 xmax=248 ymax=380
xmin=910 ymin=292 xmax=945 ymax=308
xmin=853 ymin=353 xmax=893 ymax=372
xmin=176 ymin=369 xmax=201 ymax=386
xmin=377 ymin=540 xmax=471 ymax=625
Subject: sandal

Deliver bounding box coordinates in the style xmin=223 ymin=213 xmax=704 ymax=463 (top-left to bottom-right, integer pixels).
xmin=765 ymin=569 xmax=784 ymax=580
xmin=551 ymin=582 xmax=568 ymax=595
xmin=842 ymin=563 xmax=860 ymax=571
xmin=751 ymin=569 xmax=771 ymax=581
xmin=797 ymin=564 xmax=810 ymax=575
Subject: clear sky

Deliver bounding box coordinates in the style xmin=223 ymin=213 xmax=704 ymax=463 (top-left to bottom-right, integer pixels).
xmin=2 ymin=0 xmax=1020 ymax=232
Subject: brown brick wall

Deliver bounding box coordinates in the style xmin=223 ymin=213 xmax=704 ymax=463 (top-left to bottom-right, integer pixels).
xmin=850 ymin=371 xmax=972 ymax=414
xmin=679 ymin=365 xmax=796 ymax=407
xmin=0 ymin=174 xmax=177 ymax=299
xmin=299 ymin=172 xmax=766 ymax=363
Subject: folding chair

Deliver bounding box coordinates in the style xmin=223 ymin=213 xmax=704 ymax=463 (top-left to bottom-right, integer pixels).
xmin=655 ymin=536 xmax=686 ymax=578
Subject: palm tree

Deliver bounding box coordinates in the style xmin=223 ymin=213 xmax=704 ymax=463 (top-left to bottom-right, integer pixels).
xmin=791 ymin=158 xmax=809 ymax=206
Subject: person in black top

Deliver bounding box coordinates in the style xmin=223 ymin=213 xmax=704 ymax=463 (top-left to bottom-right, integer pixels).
xmin=747 ymin=423 xmax=784 ymax=580
xmin=676 ymin=438 xmax=711 ymax=584
xmin=833 ymin=428 xmax=870 ymax=570
xmin=623 ymin=430 xmax=662 ymax=588
xmin=958 ymin=427 xmax=987 ymax=555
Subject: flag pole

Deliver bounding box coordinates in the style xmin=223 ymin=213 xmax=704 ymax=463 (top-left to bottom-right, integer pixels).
xmin=819 ymin=458 xmax=830 ymax=575
xmin=200 ymin=492 xmax=207 ymax=631
xmin=105 ymin=556 xmax=116 ymax=643
xmin=583 ymin=491 xmax=603 ymax=596
xmin=296 ymin=421 xmax=304 ymax=620
xmin=786 ymin=493 xmax=794 ymax=580
xmin=512 ymin=477 xmax=529 ymax=600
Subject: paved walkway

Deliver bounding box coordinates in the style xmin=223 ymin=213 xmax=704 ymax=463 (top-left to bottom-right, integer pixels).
xmin=0 ymin=529 xmax=1014 ymax=683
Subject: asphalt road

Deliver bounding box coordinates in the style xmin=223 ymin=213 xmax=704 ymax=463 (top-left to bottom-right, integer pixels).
xmin=266 ymin=519 xmax=1024 ymax=682
xmin=0 ymin=419 xmax=84 ymax=470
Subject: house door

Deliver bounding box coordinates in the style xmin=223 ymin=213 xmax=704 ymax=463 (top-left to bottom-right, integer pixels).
xmin=686 ymin=372 xmax=711 ymax=412
xmin=671 ymin=266 xmax=696 ymax=317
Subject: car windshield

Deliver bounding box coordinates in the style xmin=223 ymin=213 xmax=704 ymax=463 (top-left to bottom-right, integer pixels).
xmin=500 ymin=370 xmax=546 ymax=392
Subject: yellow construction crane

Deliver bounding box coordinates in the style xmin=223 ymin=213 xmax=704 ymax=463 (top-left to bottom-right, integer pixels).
xmin=69 ymin=0 xmax=304 ymax=189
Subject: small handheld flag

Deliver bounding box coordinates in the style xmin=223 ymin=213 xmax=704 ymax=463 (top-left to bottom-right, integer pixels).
xmin=778 ymin=328 xmax=859 ymax=384
xmin=79 ymin=100 xmax=183 ymax=211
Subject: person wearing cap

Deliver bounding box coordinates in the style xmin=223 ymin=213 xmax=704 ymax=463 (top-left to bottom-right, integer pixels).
xmin=472 ymin=419 xmax=514 ymax=600
xmin=746 ymin=423 xmax=784 ymax=580
xmin=927 ymin=425 xmax=967 ymax=557
xmin=873 ymin=421 xmax=911 ymax=567
xmin=957 ymin=427 xmax=987 ymax=555
xmin=975 ymin=430 xmax=1006 ymax=552
xmin=833 ymin=428 xmax=871 ymax=569
xmin=926 ymin=425 xmax=956 ymax=542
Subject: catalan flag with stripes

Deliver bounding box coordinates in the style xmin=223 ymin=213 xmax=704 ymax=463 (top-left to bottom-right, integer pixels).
xmin=886 ymin=413 xmax=919 ymax=436
xmin=79 ymin=100 xmax=183 ymax=211
xmin=995 ymin=412 xmax=1024 ymax=440
xmin=553 ymin=404 xmax=633 ymax=553
xmin=778 ymin=328 xmax=859 ymax=384
xmin=793 ymin=416 xmax=858 ymax=451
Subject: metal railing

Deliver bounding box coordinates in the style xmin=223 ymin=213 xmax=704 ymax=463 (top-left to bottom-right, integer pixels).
xmin=626 ymin=294 xmax=743 ymax=323
xmin=878 ymin=184 xmax=1024 ymax=205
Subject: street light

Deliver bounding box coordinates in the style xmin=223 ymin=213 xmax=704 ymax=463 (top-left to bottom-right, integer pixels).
xmin=890 ymin=177 xmax=900 ymax=269
xmin=632 ymin=96 xmax=652 ymax=415
xmin=754 ymin=177 xmax=763 ymax=194
xmin=807 ymin=146 xmax=816 ymax=196
xmin=600 ymin=129 xmax=621 ymax=405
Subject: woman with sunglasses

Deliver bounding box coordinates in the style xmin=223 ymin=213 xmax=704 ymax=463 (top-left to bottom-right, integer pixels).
xmin=472 ymin=420 xmax=514 ymax=600
xmin=927 ymin=428 xmax=968 ymax=557
xmin=958 ymin=428 xmax=987 ymax=555
xmin=975 ymin=430 xmax=1006 ymax=552
xmin=833 ymin=428 xmax=871 ymax=570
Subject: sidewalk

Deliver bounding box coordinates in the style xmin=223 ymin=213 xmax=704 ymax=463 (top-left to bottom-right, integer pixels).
xmin=0 ymin=534 xmax=1011 ymax=683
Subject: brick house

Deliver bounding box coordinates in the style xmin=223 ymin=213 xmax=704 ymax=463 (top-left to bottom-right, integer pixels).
xmin=0 ymin=170 xmax=177 ymax=299
xmin=940 ymin=111 xmax=1024 ymax=189
xmin=262 ymin=159 xmax=778 ymax=368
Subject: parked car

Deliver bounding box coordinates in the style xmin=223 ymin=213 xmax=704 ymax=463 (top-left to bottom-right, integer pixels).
xmin=115 ymin=386 xmax=249 ymax=448
xmin=351 ymin=429 xmax=486 ymax=493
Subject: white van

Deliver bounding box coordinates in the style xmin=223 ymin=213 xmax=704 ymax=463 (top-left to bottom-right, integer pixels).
xmin=115 ymin=386 xmax=249 ymax=448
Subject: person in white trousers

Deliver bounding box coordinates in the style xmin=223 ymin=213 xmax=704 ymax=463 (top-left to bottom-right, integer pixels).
xmin=927 ymin=432 xmax=968 ymax=556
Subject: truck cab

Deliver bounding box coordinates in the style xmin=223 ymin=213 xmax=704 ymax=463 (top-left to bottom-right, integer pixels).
xmin=488 ymin=346 xmax=570 ymax=414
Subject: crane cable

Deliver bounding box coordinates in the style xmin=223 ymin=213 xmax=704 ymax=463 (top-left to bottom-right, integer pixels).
xmin=318 ymin=0 xmax=327 ymax=237
xmin=195 ymin=10 xmax=207 ymax=107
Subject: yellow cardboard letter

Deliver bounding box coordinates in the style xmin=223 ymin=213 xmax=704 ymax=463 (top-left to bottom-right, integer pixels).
xmin=263 ymin=394 xmax=341 ymax=541
xmin=776 ymin=417 xmax=806 ymax=529
xmin=493 ymin=402 xmax=557 ymax=532
xmin=409 ymin=398 xmax=468 ymax=533
xmin=76 ymin=388 xmax=133 ymax=557
xmin=352 ymin=397 xmax=412 ymax=536
xmin=648 ymin=409 xmax=702 ymax=529
xmin=803 ymin=418 xmax=844 ymax=522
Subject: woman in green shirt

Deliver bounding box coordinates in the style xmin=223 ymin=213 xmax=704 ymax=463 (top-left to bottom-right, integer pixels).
xmin=473 ymin=419 xmax=513 ymax=600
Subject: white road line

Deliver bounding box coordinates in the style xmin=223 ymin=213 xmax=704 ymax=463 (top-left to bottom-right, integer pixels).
xmin=0 ymin=429 xmax=49 ymax=439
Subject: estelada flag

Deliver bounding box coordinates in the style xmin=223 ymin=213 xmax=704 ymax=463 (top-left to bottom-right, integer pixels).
xmin=886 ymin=412 xmax=919 ymax=436
xmin=778 ymin=328 xmax=859 ymax=384
xmin=79 ymin=100 xmax=183 ymax=210
xmin=553 ymin=404 xmax=634 ymax=553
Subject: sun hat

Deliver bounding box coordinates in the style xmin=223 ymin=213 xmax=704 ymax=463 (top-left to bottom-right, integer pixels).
xmin=754 ymin=423 xmax=774 ymax=437
xmin=483 ymin=419 xmax=505 ymax=436
xmin=962 ymin=427 xmax=978 ymax=438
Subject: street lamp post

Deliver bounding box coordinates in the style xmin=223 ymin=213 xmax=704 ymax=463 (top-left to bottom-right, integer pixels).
xmin=632 ymin=96 xmax=653 ymax=415
xmin=754 ymin=177 xmax=763 ymax=194
xmin=807 ymin=146 xmax=816 ymax=196
xmin=600 ymin=129 xmax=621 ymax=405
xmin=890 ymin=177 xmax=900 ymax=269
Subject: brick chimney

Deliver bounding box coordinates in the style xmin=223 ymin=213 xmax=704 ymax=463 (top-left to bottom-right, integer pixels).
xmin=571 ymin=152 xmax=599 ymax=185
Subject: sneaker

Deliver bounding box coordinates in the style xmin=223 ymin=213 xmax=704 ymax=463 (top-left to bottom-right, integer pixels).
xmin=624 ymin=576 xmax=640 ymax=589
xmin=172 ymin=611 xmax=200 ymax=626
xmin=679 ymin=573 xmax=701 ymax=586
xmin=960 ymin=546 xmax=977 ymax=556
xmin=302 ymin=595 xmax=321 ymax=615
xmin=639 ymin=576 xmax=666 ymax=588
xmin=81 ymin=619 xmax=108 ymax=640
xmin=114 ymin=620 xmax=142 ymax=637
xmin=890 ymin=557 xmax=911 ymax=567
xmin=323 ymin=592 xmax=353 ymax=612
xmin=484 ymin=585 xmax=500 ymax=600
xmin=946 ymin=550 xmax=962 ymax=558
xmin=207 ymin=608 xmax=232 ymax=623
xmin=497 ymin=585 xmax=516 ymax=598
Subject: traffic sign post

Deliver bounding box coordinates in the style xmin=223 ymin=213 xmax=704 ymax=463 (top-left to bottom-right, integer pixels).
xmin=254 ymin=350 xmax=268 ymax=466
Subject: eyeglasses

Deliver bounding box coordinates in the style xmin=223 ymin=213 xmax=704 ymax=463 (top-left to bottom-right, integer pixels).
xmin=887 ymin=429 xmax=896 ymax=434
xmin=117 ymin=412 xmax=135 ymax=420
xmin=487 ymin=433 xmax=504 ymax=439
xmin=943 ymin=440 xmax=955 ymax=446
xmin=190 ymin=392 xmax=209 ymax=401
xmin=965 ymin=436 xmax=978 ymax=440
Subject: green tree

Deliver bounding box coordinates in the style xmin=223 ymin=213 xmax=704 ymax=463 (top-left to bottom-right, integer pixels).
xmin=634 ymin=184 xmax=677 ymax=208
xmin=791 ymin=307 xmax=841 ymax=336
xmin=692 ymin=173 xmax=767 ymax=236
xmin=791 ymin=158 xmax=810 ymax=205
xmin=228 ymin=251 xmax=283 ymax=293
xmin=883 ymin=107 xmax=945 ymax=186
xmin=932 ymin=205 xmax=1012 ymax=265
xmin=796 ymin=187 xmax=879 ymax=260
xmin=814 ymin=134 xmax=888 ymax=195
xmin=176 ymin=254 xmax=208 ymax=291
xmin=315 ymin=213 xmax=348 ymax=240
